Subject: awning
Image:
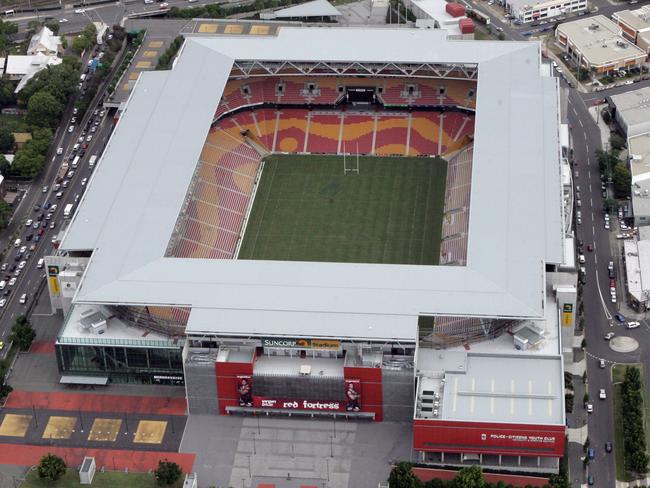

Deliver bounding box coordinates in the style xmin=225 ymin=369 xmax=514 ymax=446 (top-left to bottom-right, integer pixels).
xmin=60 ymin=375 xmax=109 ymax=386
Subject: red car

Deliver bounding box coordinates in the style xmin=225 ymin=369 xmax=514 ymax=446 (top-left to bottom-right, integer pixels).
xmin=587 ymin=244 xmax=593 ymax=252
xmin=37 ymin=228 xmax=44 ymax=236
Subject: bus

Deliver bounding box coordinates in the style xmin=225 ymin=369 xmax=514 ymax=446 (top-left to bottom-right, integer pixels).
xmin=88 ymin=155 xmax=98 ymax=168
xmin=71 ymin=156 xmax=81 ymax=169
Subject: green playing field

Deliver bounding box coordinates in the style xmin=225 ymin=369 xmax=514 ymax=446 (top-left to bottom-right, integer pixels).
xmin=238 ymin=154 xmax=447 ymax=265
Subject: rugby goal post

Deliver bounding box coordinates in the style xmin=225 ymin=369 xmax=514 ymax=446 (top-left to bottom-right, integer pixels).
xmin=343 ymin=143 xmax=360 ymax=175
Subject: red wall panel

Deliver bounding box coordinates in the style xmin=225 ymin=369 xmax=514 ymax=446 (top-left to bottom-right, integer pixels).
xmin=345 ymin=366 xmax=383 ymax=421
xmin=413 ymin=419 xmax=565 ymax=457
xmin=216 ymin=359 xmax=255 ymax=414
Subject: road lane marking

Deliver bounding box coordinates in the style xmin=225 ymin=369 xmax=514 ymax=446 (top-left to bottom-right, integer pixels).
xmin=579 ymin=120 xmax=583 ymax=128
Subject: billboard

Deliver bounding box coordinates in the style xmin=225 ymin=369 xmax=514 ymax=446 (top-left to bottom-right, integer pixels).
xmin=253 ymin=397 xmax=343 ymax=411
xmin=261 ymin=337 xmax=340 ymax=350
xmin=237 ymin=375 xmax=253 ymax=407
xmin=413 ymin=420 xmax=565 ymax=457
xmin=345 ymin=379 xmax=362 ymax=412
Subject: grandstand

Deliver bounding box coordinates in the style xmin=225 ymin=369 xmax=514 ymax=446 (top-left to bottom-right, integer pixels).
xmin=51 ymin=30 xmax=565 ymax=466
xmin=167 ymin=70 xmax=477 ymax=265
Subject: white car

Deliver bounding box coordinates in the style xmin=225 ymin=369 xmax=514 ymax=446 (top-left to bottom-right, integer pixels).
xmin=56 ymin=147 xmax=63 ymax=155
xmin=604 ymin=332 xmax=615 ymax=340
xmin=67 ymin=170 xmax=75 ymax=179
xmin=25 ymin=219 xmax=33 ymax=227
xmin=49 ymin=222 xmax=56 ymax=229
xmin=8 ymin=278 xmax=16 ymax=287
xmin=586 ymin=403 xmax=593 ymax=413
xmin=19 ymin=246 xmax=26 ymax=254
xmin=68 ymin=126 xmax=74 ymax=133
xmin=59 ymin=18 xmax=68 ymax=23
xmin=579 ymin=254 xmax=585 ymax=264
xmin=19 ymin=294 xmax=27 ymax=304
xmin=144 ymin=0 xmax=153 ymax=3
xmin=611 ymin=293 xmax=617 ymax=303
xmin=73 ymin=108 xmax=78 ymax=115
xmin=86 ymin=135 xmax=92 ymax=142
xmin=81 ymin=178 xmax=88 ymax=187
xmin=627 ymin=321 xmax=640 ymax=329
xmin=605 ymin=222 xmax=610 ymax=230
xmin=50 ymin=204 xmax=58 ymax=212
xmin=18 ymin=261 xmax=26 ymax=270
xmin=32 ymin=221 xmax=39 ymax=229
xmin=599 ymin=389 xmax=606 ymax=400
xmin=74 ymin=8 xmax=86 ymax=13
xmin=0 ymin=299 xmax=7 ymax=308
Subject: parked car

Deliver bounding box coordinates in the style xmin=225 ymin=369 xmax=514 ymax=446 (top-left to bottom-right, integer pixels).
xmin=627 ymin=321 xmax=640 ymax=329
xmin=615 ymin=313 xmax=626 ymax=323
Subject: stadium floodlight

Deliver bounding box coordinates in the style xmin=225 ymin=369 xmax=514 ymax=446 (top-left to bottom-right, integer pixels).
xmin=343 ymin=142 xmax=360 ymax=175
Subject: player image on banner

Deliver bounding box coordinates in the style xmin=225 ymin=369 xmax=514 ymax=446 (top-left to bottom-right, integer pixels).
xmin=237 ymin=376 xmax=253 ymax=407
xmin=345 ymin=379 xmax=361 ymax=412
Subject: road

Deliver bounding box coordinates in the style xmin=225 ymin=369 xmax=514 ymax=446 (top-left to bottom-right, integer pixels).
xmin=7 ymin=0 xmax=241 ymax=34
xmin=0 ymin=47 xmax=119 ymax=354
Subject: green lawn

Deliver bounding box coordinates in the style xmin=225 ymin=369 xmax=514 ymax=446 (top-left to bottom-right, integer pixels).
xmin=22 ymin=469 xmax=161 ymax=487
xmin=612 ymin=363 xmax=650 ymax=481
xmin=238 ymin=154 xmax=447 ymax=265
xmin=0 ymin=114 xmax=30 ymax=134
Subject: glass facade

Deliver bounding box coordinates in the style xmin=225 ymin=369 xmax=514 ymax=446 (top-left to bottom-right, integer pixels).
xmin=56 ymin=344 xmax=184 ymax=385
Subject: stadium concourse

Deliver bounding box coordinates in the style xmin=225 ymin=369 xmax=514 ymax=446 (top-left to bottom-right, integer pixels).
xmin=44 ymin=26 xmax=572 ymax=482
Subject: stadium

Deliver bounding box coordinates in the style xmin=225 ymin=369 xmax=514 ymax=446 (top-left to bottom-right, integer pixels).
xmin=46 ymin=26 xmax=570 ymax=471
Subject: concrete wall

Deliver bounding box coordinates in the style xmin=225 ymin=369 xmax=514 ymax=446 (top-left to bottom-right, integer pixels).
xmin=185 ymin=357 xmax=219 ymax=415
xmin=381 ymin=368 xmax=414 ymax=421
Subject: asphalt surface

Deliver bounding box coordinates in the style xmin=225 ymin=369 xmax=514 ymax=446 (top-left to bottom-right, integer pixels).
xmin=8 ymin=0 xmax=244 ymax=34
xmin=0 ymin=51 xmax=118 ymax=353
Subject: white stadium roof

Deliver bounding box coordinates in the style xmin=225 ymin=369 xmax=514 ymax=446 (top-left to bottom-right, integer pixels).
xmin=61 ymin=27 xmax=562 ymax=341
xmin=266 ymin=0 xmax=342 ymax=18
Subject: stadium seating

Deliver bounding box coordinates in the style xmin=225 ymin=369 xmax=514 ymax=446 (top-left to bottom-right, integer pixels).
xmin=171 ymin=124 xmax=262 ymax=260
xmin=439 ymin=145 xmax=472 ymax=266
xmin=274 ymin=109 xmax=309 ymax=153
xmin=306 ymin=113 xmax=342 ymax=154
xmin=214 ymin=77 xmax=477 ymax=120
xmin=409 ymin=113 xmax=441 ymax=156
xmin=374 ymin=114 xmax=409 ymax=156
xmin=340 ymin=113 xmax=375 ymax=155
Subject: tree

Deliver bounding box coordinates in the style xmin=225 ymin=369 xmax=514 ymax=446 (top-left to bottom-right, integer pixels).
xmin=37 ymin=453 xmax=66 ymax=481
xmin=388 ymin=462 xmax=422 ymax=488
xmin=603 ymin=197 xmax=618 ymax=213
xmin=43 ymin=19 xmax=60 ymax=35
xmin=9 ymin=316 xmax=36 ymax=351
xmin=71 ymin=35 xmax=92 ymax=54
xmin=612 ymin=162 xmax=631 ymax=199
xmin=0 ymin=19 xmax=18 ymax=56
xmin=0 ymin=201 xmax=13 ymax=229
xmin=26 ymin=91 xmax=64 ymax=128
xmin=452 ymin=465 xmax=485 ymax=488
xmin=0 ymin=80 xmax=15 ymax=108
xmin=154 ymin=460 xmax=183 ymax=487
xmin=610 ymin=133 xmax=626 ymax=151
xmin=0 ymin=128 xmax=14 ymax=152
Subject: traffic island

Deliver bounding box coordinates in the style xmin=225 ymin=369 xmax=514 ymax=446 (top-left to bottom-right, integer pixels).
xmin=609 ymin=336 xmax=639 ymax=353
xmin=612 ymin=363 xmax=650 ymax=481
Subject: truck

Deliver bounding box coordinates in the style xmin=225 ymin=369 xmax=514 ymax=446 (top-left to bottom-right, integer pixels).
xmin=56 ymin=162 xmax=69 ymax=183
xmin=88 ymin=155 xmax=97 ymax=168
xmin=64 ymin=203 xmax=74 ymax=219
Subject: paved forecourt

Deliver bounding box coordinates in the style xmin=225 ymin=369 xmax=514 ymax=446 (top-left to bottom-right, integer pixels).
xmin=238 ymin=154 xmax=447 ymax=265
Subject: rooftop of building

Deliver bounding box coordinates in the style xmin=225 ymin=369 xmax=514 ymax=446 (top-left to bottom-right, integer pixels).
xmin=58 ymin=304 xmax=181 ymax=348
xmin=556 ymin=15 xmax=646 ymax=66
xmin=59 ymin=27 xmax=562 ymax=341
xmin=612 ymin=7 xmax=650 ymax=32
xmin=629 ymin=132 xmax=650 ymax=219
xmin=262 ymin=0 xmax=342 ymax=19
xmin=610 ymin=86 xmax=650 ymax=128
